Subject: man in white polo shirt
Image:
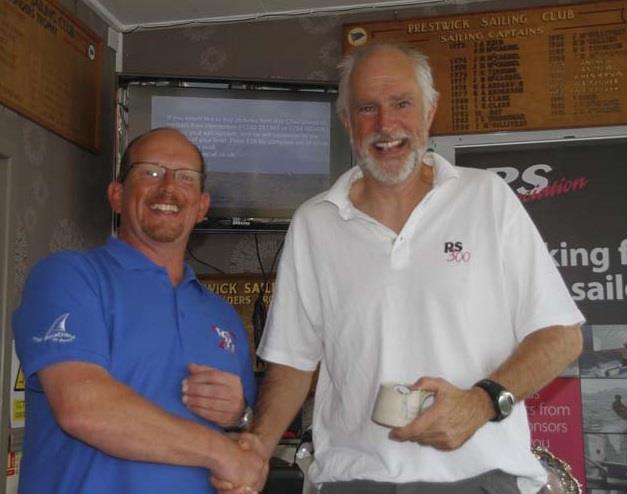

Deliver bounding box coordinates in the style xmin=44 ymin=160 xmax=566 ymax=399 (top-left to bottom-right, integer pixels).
xmin=217 ymin=43 xmax=584 ymax=494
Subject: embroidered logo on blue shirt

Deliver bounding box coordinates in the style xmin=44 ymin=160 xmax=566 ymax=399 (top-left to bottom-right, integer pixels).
xmin=213 ymin=325 xmax=235 ymax=353
xmin=33 ymin=313 xmax=76 ymax=343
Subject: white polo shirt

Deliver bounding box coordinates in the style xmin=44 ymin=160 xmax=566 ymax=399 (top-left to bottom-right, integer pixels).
xmin=258 ymin=152 xmax=584 ymax=493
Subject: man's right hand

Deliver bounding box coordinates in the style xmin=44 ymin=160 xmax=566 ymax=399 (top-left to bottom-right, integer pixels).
xmin=211 ymin=433 xmax=270 ymax=494
xmin=388 ymin=376 xmax=492 ymax=450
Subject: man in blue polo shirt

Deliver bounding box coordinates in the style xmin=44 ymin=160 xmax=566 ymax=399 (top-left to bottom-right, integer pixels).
xmin=12 ymin=128 xmax=267 ymax=493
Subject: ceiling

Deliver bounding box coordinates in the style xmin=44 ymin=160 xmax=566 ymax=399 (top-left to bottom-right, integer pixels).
xmin=83 ymin=0 xmax=459 ymax=32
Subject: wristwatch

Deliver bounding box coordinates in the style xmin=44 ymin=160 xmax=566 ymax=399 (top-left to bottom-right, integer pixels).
xmin=238 ymin=405 xmax=254 ymax=431
xmin=473 ymin=379 xmax=515 ymax=422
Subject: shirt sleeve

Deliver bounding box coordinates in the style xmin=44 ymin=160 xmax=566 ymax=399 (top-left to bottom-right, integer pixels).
xmin=12 ymin=252 xmax=111 ymax=391
xmin=498 ymin=179 xmax=585 ymax=340
xmin=257 ymin=209 xmax=323 ymax=371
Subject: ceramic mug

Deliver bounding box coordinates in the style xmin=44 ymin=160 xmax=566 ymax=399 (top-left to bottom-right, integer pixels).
xmin=372 ymin=382 xmax=434 ymax=428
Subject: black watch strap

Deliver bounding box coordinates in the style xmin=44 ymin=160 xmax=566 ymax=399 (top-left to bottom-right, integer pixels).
xmin=473 ymin=379 xmax=514 ymax=422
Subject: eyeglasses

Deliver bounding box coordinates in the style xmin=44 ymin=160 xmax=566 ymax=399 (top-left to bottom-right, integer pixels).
xmin=126 ymin=162 xmax=204 ymax=187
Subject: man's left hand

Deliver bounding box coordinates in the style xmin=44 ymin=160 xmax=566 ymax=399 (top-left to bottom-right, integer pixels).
xmin=182 ymin=363 xmax=245 ymax=427
xmin=389 ymin=376 xmax=494 ymax=450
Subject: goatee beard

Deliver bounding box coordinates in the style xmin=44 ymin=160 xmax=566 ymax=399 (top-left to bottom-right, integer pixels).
xmin=355 ymin=132 xmax=427 ymax=185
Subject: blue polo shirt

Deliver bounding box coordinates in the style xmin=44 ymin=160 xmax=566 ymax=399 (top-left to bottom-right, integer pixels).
xmin=13 ymin=237 xmax=255 ymax=494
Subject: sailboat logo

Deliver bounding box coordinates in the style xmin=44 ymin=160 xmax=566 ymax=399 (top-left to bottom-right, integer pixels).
xmin=33 ymin=313 xmax=76 ymax=343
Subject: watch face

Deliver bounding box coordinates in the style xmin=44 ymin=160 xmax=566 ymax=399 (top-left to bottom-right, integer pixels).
xmin=240 ymin=406 xmax=253 ymax=429
xmin=498 ymin=391 xmax=515 ymax=417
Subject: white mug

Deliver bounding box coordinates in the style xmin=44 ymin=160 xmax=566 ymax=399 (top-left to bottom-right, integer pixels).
xmin=372 ymin=382 xmax=433 ymax=428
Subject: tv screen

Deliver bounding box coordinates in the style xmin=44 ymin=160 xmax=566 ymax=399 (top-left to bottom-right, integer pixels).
xmin=122 ymin=80 xmax=352 ymax=231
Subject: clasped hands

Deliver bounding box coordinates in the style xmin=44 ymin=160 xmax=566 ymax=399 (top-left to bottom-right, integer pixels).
xmin=213 ymin=432 xmax=270 ymax=494
xmin=182 ymin=363 xmax=269 ymax=493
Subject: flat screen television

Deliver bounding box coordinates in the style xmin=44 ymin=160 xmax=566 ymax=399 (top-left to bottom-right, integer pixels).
xmin=121 ymin=78 xmax=352 ymax=231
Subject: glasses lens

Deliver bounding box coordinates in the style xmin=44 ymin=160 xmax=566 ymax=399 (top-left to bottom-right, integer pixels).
xmin=134 ymin=163 xmax=162 ymax=180
xmin=175 ymin=169 xmax=202 ymax=186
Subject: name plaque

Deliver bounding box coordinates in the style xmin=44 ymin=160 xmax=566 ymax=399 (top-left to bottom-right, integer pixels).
xmin=343 ymin=1 xmax=627 ymax=135
xmin=0 ymin=0 xmax=103 ymax=151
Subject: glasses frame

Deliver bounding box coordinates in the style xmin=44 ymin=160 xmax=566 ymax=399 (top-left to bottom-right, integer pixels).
xmin=122 ymin=161 xmax=205 ymax=188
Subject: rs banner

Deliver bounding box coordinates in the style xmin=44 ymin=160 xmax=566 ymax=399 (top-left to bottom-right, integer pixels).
xmin=457 ymin=137 xmax=627 ymax=491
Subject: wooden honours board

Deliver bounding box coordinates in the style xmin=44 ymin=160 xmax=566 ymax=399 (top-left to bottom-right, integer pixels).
xmin=343 ymin=1 xmax=627 ymax=135
xmin=0 ymin=0 xmax=102 ymax=151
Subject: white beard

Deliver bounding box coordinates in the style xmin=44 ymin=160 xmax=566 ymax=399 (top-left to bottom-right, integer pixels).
xmin=354 ymin=131 xmax=427 ymax=185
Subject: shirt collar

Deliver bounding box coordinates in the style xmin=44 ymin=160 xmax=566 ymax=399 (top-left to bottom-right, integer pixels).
xmin=103 ymin=237 xmax=202 ymax=289
xmin=317 ymin=151 xmax=459 ymax=219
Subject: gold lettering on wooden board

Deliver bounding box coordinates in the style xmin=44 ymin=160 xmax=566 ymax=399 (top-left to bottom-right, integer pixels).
xmin=343 ymin=0 xmax=627 ymax=135
xmin=0 ymin=0 xmax=103 ymax=151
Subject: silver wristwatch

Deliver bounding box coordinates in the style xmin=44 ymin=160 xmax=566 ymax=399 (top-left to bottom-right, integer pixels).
xmin=238 ymin=405 xmax=254 ymax=431
xmin=474 ymin=379 xmax=515 ymax=422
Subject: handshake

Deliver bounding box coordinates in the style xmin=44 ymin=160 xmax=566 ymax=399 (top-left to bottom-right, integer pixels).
xmin=210 ymin=432 xmax=270 ymax=494
xmin=182 ymin=363 xmax=271 ymax=493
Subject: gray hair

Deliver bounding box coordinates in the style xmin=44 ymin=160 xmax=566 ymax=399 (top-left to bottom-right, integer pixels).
xmin=336 ymin=43 xmax=439 ymax=119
